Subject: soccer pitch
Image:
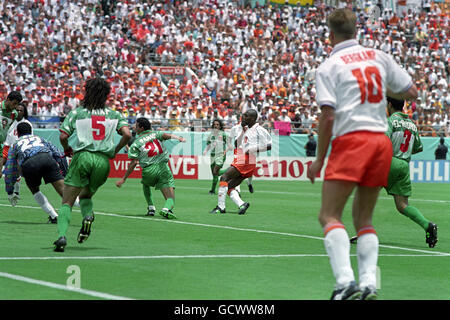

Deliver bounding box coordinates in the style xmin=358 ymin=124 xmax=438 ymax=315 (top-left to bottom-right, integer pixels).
xmin=1 ymin=178 xmax=449 ymax=300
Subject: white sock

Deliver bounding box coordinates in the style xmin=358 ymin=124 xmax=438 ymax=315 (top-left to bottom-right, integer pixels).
xmin=323 ymin=224 xmax=355 ymax=289
xmin=357 ymin=228 xmax=379 ymax=289
xmin=14 ymin=179 xmax=21 ymax=194
xmin=73 ymin=197 xmax=80 ymax=207
xmin=235 ymin=185 xmax=241 ymax=193
xmin=246 ymin=177 xmax=253 ymax=185
xmin=33 ymin=192 xmax=58 ymax=218
xmin=217 ymin=183 xmax=228 ymax=210
xmin=229 ymin=189 xmax=244 ymax=208
xmin=148 ymin=205 xmax=156 ymax=210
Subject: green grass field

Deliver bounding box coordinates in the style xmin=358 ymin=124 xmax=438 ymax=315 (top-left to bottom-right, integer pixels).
xmin=0 ymin=178 xmax=449 ymax=300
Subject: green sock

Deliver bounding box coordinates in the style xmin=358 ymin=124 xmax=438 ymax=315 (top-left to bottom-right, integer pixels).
xmin=79 ymin=199 xmax=93 ymax=218
xmin=57 ymin=204 xmax=72 ymax=238
xmin=211 ymin=175 xmax=219 ymax=192
xmin=218 ymin=168 xmax=227 ymax=176
xmin=401 ymin=205 xmax=430 ymax=231
xmin=164 ymin=198 xmax=175 ymax=211
xmin=143 ymin=185 xmax=154 ymax=206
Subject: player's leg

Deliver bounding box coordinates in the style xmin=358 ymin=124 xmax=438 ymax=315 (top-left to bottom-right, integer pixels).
xmin=21 ymin=154 xmax=59 ymax=222
xmin=141 ymin=167 xmax=157 ymax=216
xmin=211 ymin=166 xmax=241 ymax=214
xmin=76 ymin=153 xmax=110 ymax=243
xmin=27 ymin=184 xmax=59 ymax=223
xmin=319 ymin=180 xmax=359 ymax=300
xmin=393 ymin=195 xmax=438 ymax=247
xmin=209 ymin=163 xmax=221 ymax=195
xmin=351 ymin=133 xmax=392 ymax=300
xmin=159 ymin=187 xmax=176 ymax=219
xmin=246 ymin=176 xmax=254 ymax=193
xmin=388 ymin=157 xmax=438 ymax=247
xmin=143 ymin=184 xmax=156 ymax=216
xmin=351 ymin=185 xmax=381 ymax=300
xmin=13 ymin=176 xmax=21 ymax=197
xmin=156 ymin=163 xmax=177 ymax=219
xmin=228 ymin=175 xmax=249 ymax=214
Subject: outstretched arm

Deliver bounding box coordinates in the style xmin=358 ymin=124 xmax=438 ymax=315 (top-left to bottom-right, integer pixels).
xmin=162 ymin=133 xmax=186 ymax=142
xmin=115 ymin=158 xmax=139 ymax=188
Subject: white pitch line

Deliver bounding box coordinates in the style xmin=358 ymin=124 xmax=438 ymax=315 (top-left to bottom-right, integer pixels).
xmin=176 ymin=186 xmax=450 ymax=204
xmin=0 ymin=253 xmax=449 ymax=261
xmin=1 ymin=203 xmax=449 ymax=256
xmin=0 ymin=271 xmax=134 ymax=300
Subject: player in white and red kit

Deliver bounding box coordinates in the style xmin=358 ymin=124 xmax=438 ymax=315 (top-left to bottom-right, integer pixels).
xmin=211 ymin=109 xmax=271 ymax=215
xmin=224 ymin=121 xmax=255 ymax=193
xmin=307 ymin=9 xmax=418 ymax=300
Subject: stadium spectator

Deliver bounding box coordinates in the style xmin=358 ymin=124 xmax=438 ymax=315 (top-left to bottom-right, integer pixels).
xmin=0 ymin=1 xmax=447 ymax=134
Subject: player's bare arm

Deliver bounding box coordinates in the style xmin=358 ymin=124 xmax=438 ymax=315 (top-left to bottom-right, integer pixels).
xmin=386 ymin=84 xmax=418 ymax=101
xmin=162 ymin=133 xmax=186 ymax=142
xmin=307 ymin=105 xmax=334 ymax=184
xmin=114 ymin=126 xmax=132 ymax=156
xmin=59 ymin=131 xmax=73 ymax=157
xmin=115 ymin=158 xmax=139 ymax=188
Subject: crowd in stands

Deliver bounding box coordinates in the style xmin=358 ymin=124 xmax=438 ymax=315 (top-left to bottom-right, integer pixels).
xmin=0 ymin=0 xmax=448 ymax=136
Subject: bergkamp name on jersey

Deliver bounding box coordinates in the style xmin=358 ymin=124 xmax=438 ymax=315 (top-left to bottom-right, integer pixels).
xmin=340 ymin=50 xmax=376 ymax=64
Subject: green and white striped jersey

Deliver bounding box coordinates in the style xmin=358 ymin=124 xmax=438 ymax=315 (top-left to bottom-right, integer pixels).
xmin=206 ymin=130 xmax=227 ymax=158
xmin=0 ymin=101 xmax=18 ymax=145
xmin=386 ymin=112 xmax=423 ymax=162
xmin=127 ymin=130 xmax=168 ymax=167
xmin=59 ymin=107 xmax=129 ymax=158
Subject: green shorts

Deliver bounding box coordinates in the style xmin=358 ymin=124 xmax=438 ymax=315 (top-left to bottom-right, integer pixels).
xmin=141 ymin=161 xmax=175 ymax=190
xmin=385 ymin=157 xmax=411 ymax=197
xmin=211 ymin=155 xmax=225 ymax=168
xmin=64 ymin=151 xmax=110 ymax=194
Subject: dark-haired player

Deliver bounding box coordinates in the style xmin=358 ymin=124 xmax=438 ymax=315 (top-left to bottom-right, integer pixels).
xmin=0 ymin=91 xmax=22 ymax=176
xmin=4 ymin=122 xmax=69 ymax=223
xmin=54 ymin=78 xmax=131 ymax=252
xmin=351 ymin=97 xmax=438 ymax=247
xmin=115 ymin=117 xmax=185 ymax=218
xmin=210 ymin=109 xmax=271 ymax=215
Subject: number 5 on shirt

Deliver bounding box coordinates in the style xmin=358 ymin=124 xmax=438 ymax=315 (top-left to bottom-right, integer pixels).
xmin=351 ymin=66 xmax=383 ymax=104
xmin=92 ymin=116 xmax=106 ymax=140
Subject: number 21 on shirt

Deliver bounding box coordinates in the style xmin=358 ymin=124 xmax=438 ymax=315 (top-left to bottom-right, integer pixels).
xmin=145 ymin=140 xmax=163 ymax=157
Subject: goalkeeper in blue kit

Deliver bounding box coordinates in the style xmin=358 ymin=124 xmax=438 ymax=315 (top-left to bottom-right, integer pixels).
xmin=4 ymin=122 xmax=70 ymax=223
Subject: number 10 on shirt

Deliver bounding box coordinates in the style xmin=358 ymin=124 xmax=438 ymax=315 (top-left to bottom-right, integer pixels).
xmin=351 ymin=66 xmax=383 ymax=104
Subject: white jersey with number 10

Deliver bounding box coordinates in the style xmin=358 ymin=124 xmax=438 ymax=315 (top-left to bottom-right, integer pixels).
xmin=315 ymin=39 xmax=413 ymax=138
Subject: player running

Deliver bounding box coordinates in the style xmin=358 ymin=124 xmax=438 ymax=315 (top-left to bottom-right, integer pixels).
xmin=210 ymin=109 xmax=271 ymax=215
xmin=4 ymin=122 xmax=69 ymax=223
xmin=115 ymin=117 xmax=185 ymax=218
xmin=1 ymin=102 xmax=32 ymax=198
xmin=350 ymin=97 xmax=438 ymax=247
xmin=307 ymin=9 xmax=418 ymax=300
xmin=53 ymin=78 xmax=131 ymax=252
xmin=203 ymin=119 xmax=228 ymax=195
xmin=0 ymin=91 xmax=21 ymax=177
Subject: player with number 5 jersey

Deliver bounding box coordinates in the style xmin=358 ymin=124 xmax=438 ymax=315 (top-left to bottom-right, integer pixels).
xmin=115 ymin=117 xmax=186 ymax=219
xmin=53 ymin=78 xmax=132 ymax=252
xmin=307 ymin=8 xmax=418 ymax=300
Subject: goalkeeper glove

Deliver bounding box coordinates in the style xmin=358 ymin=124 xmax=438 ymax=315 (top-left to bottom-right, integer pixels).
xmin=8 ymin=193 xmax=20 ymax=207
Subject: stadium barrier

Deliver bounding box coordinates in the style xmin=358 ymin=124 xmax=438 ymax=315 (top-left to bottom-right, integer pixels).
xmin=33 ymin=130 xmax=450 ymax=183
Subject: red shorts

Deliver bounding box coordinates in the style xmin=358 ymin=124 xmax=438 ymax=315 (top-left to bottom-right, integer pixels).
xmin=325 ymin=131 xmax=392 ymax=187
xmin=231 ymin=149 xmax=256 ymax=178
